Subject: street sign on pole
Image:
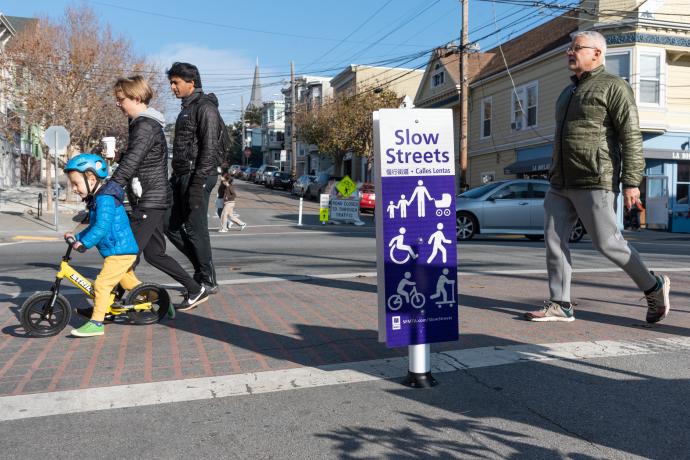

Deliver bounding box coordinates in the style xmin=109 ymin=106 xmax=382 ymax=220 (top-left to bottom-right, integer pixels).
xmin=374 ymin=108 xmax=458 ymax=387
xmin=43 ymin=126 xmax=70 ymax=232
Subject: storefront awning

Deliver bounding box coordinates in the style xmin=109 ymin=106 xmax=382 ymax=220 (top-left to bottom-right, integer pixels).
xmin=504 ymin=156 xmax=551 ymax=175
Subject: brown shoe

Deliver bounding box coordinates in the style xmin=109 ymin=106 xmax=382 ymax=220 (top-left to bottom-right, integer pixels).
xmin=525 ymin=301 xmax=575 ymax=322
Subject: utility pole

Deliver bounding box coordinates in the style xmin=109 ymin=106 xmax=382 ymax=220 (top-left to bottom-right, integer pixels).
xmin=241 ymin=95 xmax=246 ymax=167
xmin=290 ymin=61 xmax=297 ymax=178
xmin=460 ymin=0 xmax=469 ymax=190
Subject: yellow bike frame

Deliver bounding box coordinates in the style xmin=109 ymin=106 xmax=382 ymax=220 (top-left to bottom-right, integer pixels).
xmin=56 ymin=261 xmax=152 ymax=315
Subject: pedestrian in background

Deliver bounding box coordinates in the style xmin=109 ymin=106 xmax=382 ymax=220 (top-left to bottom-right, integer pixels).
xmin=216 ymin=178 xmax=226 ymax=219
xmin=109 ymin=75 xmax=208 ymax=312
xmin=526 ymin=31 xmax=670 ymax=324
xmin=219 ymin=173 xmax=246 ymax=232
xmin=166 ymin=62 xmax=221 ymax=295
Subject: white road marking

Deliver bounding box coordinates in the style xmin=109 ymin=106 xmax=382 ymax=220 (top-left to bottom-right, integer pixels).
xmin=1 ymin=336 xmax=689 ymax=421
xmin=3 ymin=267 xmax=690 ymax=301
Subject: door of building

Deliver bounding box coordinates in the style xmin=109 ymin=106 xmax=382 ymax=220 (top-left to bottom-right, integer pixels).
xmin=645 ymin=175 xmax=668 ymax=229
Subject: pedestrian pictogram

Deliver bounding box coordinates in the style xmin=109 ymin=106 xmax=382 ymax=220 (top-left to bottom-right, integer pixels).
xmin=320 ymin=208 xmax=329 ymax=222
xmin=336 ymin=175 xmax=356 ymax=198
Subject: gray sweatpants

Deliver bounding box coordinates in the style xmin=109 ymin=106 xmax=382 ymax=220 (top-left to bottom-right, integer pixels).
xmin=544 ymin=187 xmax=657 ymax=303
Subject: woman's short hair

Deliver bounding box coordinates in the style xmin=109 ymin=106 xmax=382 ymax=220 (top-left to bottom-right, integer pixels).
xmin=166 ymin=62 xmax=202 ymax=88
xmin=113 ymin=75 xmax=154 ymax=104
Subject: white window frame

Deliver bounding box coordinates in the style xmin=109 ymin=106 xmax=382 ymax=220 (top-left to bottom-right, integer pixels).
xmin=480 ymin=96 xmax=492 ymax=139
xmin=605 ymin=48 xmax=632 ymax=83
xmin=510 ymin=81 xmax=538 ymax=131
xmin=636 ymin=46 xmax=666 ymax=108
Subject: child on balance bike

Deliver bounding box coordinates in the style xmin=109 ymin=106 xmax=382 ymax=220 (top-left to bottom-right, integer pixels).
xmin=63 ymin=153 xmax=140 ymax=337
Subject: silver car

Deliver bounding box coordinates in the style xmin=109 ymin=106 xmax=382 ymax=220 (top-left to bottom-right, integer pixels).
xmin=455 ymin=179 xmax=585 ymax=242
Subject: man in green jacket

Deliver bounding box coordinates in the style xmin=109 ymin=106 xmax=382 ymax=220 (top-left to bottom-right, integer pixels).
xmin=525 ymin=30 xmax=671 ymax=324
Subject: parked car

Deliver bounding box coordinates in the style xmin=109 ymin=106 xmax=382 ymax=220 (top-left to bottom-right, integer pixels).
xmin=306 ymin=173 xmax=343 ymax=200
xmin=359 ymin=182 xmax=375 ymax=213
xmin=229 ymin=164 xmax=241 ymax=177
xmin=292 ymin=174 xmax=315 ymax=197
xmin=234 ymin=165 xmax=248 ymax=178
xmin=264 ymin=170 xmax=279 ymax=188
xmin=241 ymin=167 xmax=257 ymax=181
xmin=271 ymin=172 xmax=294 ymax=190
xmin=254 ymin=164 xmax=278 ymax=184
xmin=455 ymin=179 xmax=585 ymax=242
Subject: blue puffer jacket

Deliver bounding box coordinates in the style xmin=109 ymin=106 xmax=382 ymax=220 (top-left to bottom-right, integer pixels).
xmin=76 ymin=181 xmax=139 ymax=257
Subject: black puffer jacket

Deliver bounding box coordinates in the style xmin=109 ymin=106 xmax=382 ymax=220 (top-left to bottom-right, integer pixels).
xmin=171 ymin=90 xmax=221 ymax=186
xmin=110 ymin=108 xmax=172 ymax=209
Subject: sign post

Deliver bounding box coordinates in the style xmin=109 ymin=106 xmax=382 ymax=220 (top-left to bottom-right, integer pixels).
xmin=374 ymin=109 xmax=458 ymax=388
xmin=43 ymin=126 xmax=70 ymax=232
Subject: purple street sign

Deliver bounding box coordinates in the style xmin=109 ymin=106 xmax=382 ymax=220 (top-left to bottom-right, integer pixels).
xmin=374 ymin=109 xmax=459 ymax=348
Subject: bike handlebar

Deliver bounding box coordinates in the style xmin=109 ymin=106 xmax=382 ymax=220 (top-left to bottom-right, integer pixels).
xmin=65 ymin=236 xmax=86 ymax=253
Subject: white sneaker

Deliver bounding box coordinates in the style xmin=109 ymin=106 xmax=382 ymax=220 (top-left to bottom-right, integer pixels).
xmin=218 ymin=228 xmax=228 ymax=233
xmin=240 ymin=223 xmax=247 ymax=231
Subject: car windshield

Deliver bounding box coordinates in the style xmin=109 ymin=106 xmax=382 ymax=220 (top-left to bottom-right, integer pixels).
xmin=459 ymin=181 xmax=507 ymax=199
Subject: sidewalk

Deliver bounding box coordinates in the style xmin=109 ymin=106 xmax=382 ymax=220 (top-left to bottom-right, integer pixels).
xmin=0 ymin=185 xmax=84 ymax=240
xmin=1 ymin=267 xmax=688 ymax=397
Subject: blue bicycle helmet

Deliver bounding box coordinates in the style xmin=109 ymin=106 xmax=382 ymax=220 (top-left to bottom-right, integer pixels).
xmin=64 ymin=153 xmax=109 ymax=179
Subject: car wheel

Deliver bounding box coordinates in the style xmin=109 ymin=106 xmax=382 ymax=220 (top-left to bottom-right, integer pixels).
xmin=569 ymin=220 xmax=585 ymax=243
xmin=456 ymin=212 xmax=477 ymax=240
xmin=525 ymin=235 xmax=544 ymax=241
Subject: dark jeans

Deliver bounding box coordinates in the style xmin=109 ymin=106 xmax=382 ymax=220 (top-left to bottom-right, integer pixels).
xmin=165 ymin=174 xmax=218 ymax=285
xmin=130 ymin=208 xmax=201 ymax=294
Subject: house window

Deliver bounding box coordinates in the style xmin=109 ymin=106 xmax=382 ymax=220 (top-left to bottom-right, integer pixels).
xmin=511 ymin=82 xmax=538 ymax=130
xmin=432 ymin=71 xmax=445 ymax=87
xmin=606 ymin=51 xmax=631 ymax=82
xmin=636 ymin=47 xmax=665 ymax=107
xmin=480 ymin=97 xmax=492 ymax=138
xmin=639 ymin=53 xmax=661 ymax=105
xmin=677 ymin=163 xmax=690 ymax=205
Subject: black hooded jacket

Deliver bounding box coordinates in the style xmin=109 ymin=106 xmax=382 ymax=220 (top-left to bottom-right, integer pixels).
xmin=171 ymin=90 xmax=221 ymax=187
xmin=110 ymin=109 xmax=172 ymax=209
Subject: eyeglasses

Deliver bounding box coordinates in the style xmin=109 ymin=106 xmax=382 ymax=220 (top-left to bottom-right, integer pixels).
xmin=567 ymin=45 xmax=598 ymax=53
xmin=115 ymin=96 xmax=127 ymax=107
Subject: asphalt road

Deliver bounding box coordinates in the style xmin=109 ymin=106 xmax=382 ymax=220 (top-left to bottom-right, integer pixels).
xmin=2 ymin=180 xmax=690 ymax=458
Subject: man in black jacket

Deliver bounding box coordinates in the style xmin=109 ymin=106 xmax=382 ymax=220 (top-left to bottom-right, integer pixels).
xmin=110 ymin=75 xmax=208 ymax=311
xmin=166 ymin=62 xmax=220 ymax=294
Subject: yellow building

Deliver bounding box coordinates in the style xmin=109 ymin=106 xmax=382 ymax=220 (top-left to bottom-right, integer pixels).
xmin=416 ymin=2 xmax=690 ymax=231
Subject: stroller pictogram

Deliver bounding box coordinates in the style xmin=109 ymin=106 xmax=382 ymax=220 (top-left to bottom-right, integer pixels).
xmin=434 ymin=193 xmax=452 ymax=216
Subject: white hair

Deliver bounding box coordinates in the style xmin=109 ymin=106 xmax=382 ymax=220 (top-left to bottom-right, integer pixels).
xmin=570 ymin=30 xmax=607 ymax=55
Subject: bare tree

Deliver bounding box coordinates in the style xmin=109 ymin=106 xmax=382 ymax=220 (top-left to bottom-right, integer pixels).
xmin=295 ymin=89 xmax=399 ymax=176
xmin=1 ymin=6 xmax=163 ymax=204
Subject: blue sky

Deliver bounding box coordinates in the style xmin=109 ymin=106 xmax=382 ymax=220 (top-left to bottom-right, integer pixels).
xmin=5 ymin=0 xmax=565 ymax=122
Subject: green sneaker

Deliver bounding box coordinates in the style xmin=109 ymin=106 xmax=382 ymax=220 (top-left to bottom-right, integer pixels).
xmin=70 ymin=320 xmax=104 ymax=337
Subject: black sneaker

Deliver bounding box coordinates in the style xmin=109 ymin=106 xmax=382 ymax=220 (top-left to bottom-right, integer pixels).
xmin=176 ymin=286 xmax=209 ymax=311
xmin=203 ymin=282 xmax=219 ymax=295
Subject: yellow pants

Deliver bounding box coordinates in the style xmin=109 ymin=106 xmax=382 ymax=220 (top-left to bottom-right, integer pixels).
xmin=93 ymin=255 xmax=140 ymax=322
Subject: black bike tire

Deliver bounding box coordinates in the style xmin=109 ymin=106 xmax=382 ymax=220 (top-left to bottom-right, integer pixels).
xmin=19 ymin=291 xmax=72 ymax=337
xmin=124 ymin=283 xmax=170 ymax=325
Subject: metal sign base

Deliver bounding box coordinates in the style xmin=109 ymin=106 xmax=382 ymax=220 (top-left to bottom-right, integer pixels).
xmin=402 ymin=344 xmax=438 ymax=388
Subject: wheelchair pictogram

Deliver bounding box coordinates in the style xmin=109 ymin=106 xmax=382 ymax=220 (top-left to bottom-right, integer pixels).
xmin=388 ymin=227 xmax=418 ymax=264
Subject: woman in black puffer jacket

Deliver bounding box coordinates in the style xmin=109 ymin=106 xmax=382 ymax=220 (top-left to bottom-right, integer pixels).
xmin=109 ymin=76 xmax=206 ymax=309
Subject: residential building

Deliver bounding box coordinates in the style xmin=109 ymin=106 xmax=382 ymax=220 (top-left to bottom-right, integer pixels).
xmin=260 ymin=100 xmax=285 ymax=167
xmin=282 ymin=75 xmax=333 ymax=176
xmin=416 ymin=2 xmax=690 ymax=232
xmin=0 ymin=13 xmax=40 ymax=188
xmin=330 ymin=64 xmax=424 ymax=180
